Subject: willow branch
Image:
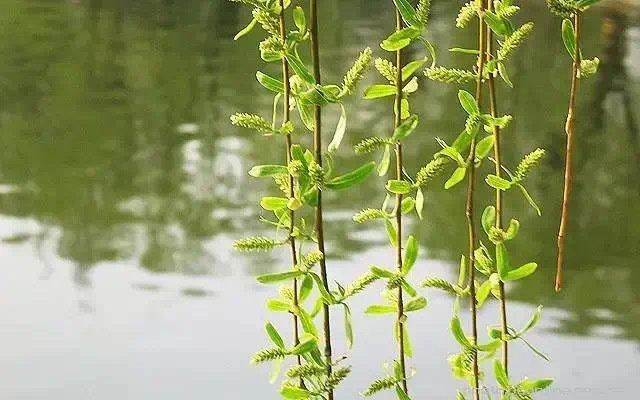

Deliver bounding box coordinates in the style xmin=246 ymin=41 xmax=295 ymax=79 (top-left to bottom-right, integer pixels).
xmin=467 ymin=2 xmax=488 ymax=399
xmin=278 ymin=0 xmax=304 ymax=387
xmin=556 ymin=12 xmax=581 ymax=292
xmin=393 ymin=7 xmax=409 ymax=396
xmin=486 ymin=0 xmax=509 ymax=377
xmin=309 ymin=1 xmax=334 ymax=397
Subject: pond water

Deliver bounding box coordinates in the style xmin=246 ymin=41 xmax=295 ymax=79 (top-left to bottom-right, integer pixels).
xmin=0 ymin=0 xmax=638 ymax=399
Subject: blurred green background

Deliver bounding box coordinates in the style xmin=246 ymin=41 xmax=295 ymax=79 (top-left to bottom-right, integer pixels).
xmin=0 ymin=0 xmax=638 ymax=399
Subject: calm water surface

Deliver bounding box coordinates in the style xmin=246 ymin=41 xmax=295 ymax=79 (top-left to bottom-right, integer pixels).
xmin=0 ymin=0 xmax=639 ymax=399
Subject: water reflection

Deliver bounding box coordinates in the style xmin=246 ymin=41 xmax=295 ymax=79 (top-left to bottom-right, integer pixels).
xmin=0 ymin=0 xmax=638 ymax=361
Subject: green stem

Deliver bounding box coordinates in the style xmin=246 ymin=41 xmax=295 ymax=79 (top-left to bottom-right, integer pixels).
xmin=467 ymin=1 xmax=488 ymax=399
xmin=556 ymin=12 xmax=581 ymax=292
xmin=278 ymin=0 xmax=304 ymax=388
xmin=486 ymin=0 xmax=509 ymax=379
xmin=393 ymin=6 xmax=409 ymax=395
xmin=309 ymin=1 xmax=334 ymax=397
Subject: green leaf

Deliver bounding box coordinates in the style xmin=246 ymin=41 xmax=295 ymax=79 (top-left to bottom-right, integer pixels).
xmin=364 ymin=84 xmax=397 ymax=99
xmin=386 ymin=180 xmax=413 ymax=194
xmin=281 ymin=385 xmax=312 ymax=399
xmin=498 ymin=62 xmax=513 ymax=88
xmin=401 ymin=279 xmax=418 ymax=297
xmin=256 ymin=71 xmax=284 ymax=93
xmin=260 ymin=196 xmax=289 ymax=210
xmin=505 ymin=218 xmax=520 ymax=240
xmin=298 ymin=102 xmax=314 ymax=131
xmin=291 ymin=336 xmax=317 ymax=355
xmin=451 ymin=316 xmax=471 ymax=347
xmin=493 ymin=359 xmax=510 ymax=388
xmin=309 ymin=272 xmax=336 ymax=304
xmin=378 ymin=145 xmax=391 ymax=176
xmin=385 ymin=219 xmax=398 ymax=247
xmin=475 ymin=135 xmax=495 ymax=160
xmin=519 ymin=378 xmax=554 ymax=392
xmin=286 ymin=53 xmax=315 ymax=84
xmin=456 ymin=391 xmax=466 ymax=400
xmin=381 ymin=27 xmax=421 ymax=51
xmin=405 ymin=296 xmax=427 ymax=312
xmin=402 ymin=58 xmax=428 ymax=80
xmin=249 ymin=165 xmax=288 ymax=177
xmin=234 ymin=18 xmax=257 ymax=40
xmin=393 ymin=0 xmax=421 ymax=27
xmin=298 ymin=275 xmax=314 ymax=303
xmin=445 ymin=167 xmax=466 ymax=189
xmin=365 ymin=304 xmax=397 ymax=314
xmin=484 ymin=11 xmax=509 ymax=36
xmin=402 ymin=76 xmax=419 ymax=94
xmin=325 ymin=162 xmax=375 ymax=190
xmin=293 ymin=6 xmax=306 ymax=32
xmin=371 ymin=266 xmax=396 ymax=279
xmin=482 ymin=206 xmax=496 ymax=235
xmin=396 ymin=384 xmax=412 ymax=400
xmin=257 ymin=270 xmax=304 ymax=284
xmin=519 ymin=305 xmax=543 ymax=336
xmin=416 ymin=188 xmax=425 ymax=220
xmin=562 ymin=18 xmax=577 ymax=60
xmin=328 ymin=104 xmax=347 ymax=153
xmin=298 ymin=308 xmax=318 ymax=337
xmin=458 ymin=90 xmax=479 ymax=115
xmin=267 ymin=299 xmax=291 ymax=312
xmin=402 ymin=235 xmax=418 ymax=274
xmin=343 ymin=304 xmax=354 ymax=349
xmin=449 ymin=47 xmax=480 ymax=55
xmin=265 ymin=322 xmax=285 ymax=349
xmin=516 ymin=183 xmax=542 ymax=216
xmin=496 ymin=243 xmax=510 ymax=280
xmin=476 ymin=280 xmax=492 ymax=308
xmin=392 ymin=114 xmax=419 ymax=141
xmin=458 ymin=255 xmax=467 ymax=288
xmin=504 ymin=262 xmax=538 ymax=281
xmin=486 ymin=174 xmax=512 ymax=191
xmin=401 ymin=197 xmax=415 ymax=214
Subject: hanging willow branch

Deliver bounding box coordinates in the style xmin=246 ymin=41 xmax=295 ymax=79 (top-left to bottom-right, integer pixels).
xmin=550 ymin=0 xmax=601 ymax=292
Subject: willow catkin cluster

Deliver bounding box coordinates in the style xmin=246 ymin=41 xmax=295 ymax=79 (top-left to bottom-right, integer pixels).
xmin=252 ymin=8 xmax=280 ymax=37
xmin=415 ymin=157 xmax=448 ymax=187
xmin=353 ymin=208 xmax=388 ymax=223
xmin=259 ymin=35 xmax=285 ymax=55
xmin=425 ymin=66 xmax=476 ymax=84
xmin=322 ymin=366 xmax=351 ymax=391
xmin=580 ymin=57 xmax=600 ymax=78
xmin=354 ymin=136 xmax=390 ymax=154
xmin=416 ymin=0 xmax=432 ymax=26
xmin=456 ymin=1 xmax=479 ymax=28
xmin=286 ymin=363 xmax=326 ymax=379
xmin=546 ymin=0 xmax=578 ymax=18
xmin=343 ymin=272 xmax=379 ymax=298
xmin=498 ymin=22 xmax=535 ymax=61
xmin=233 ymin=236 xmax=282 ymax=251
xmin=298 ymin=250 xmax=324 ymax=271
xmin=308 ymin=160 xmax=326 ymax=190
xmin=514 ymin=148 xmax=545 ymax=182
xmin=362 ymin=376 xmax=399 ymax=396
xmin=374 ymin=58 xmax=397 ymax=84
xmin=341 ymin=48 xmax=373 ymax=96
xmin=230 ymin=113 xmax=273 ymax=133
xmin=421 ymin=277 xmax=458 ymax=294
xmin=251 ymin=347 xmax=287 ymax=364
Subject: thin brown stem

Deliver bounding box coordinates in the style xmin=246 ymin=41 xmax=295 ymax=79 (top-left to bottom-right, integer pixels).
xmin=309 ymin=1 xmax=333 ymax=397
xmin=393 ymin=7 xmax=408 ymax=395
xmin=467 ymin=2 xmax=488 ymax=399
xmin=278 ymin=0 xmax=304 ymax=388
xmin=486 ymin=0 xmax=509 ymax=377
xmin=556 ymin=12 xmax=581 ymax=292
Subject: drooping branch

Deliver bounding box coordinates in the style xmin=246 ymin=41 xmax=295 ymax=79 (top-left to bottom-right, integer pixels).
xmin=309 ymin=1 xmax=334 ymax=397
xmin=556 ymin=12 xmax=582 ymax=292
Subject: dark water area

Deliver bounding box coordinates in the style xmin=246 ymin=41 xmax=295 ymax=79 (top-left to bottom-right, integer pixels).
xmin=0 ymin=0 xmax=638 ymax=398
